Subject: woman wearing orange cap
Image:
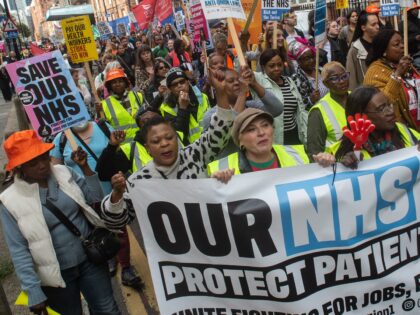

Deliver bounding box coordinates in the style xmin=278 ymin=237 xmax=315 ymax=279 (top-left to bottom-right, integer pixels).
xmin=0 ymin=130 xmax=120 ymax=315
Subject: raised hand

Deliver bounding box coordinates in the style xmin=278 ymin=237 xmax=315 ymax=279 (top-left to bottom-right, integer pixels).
xmin=109 ymin=130 xmax=126 ymax=146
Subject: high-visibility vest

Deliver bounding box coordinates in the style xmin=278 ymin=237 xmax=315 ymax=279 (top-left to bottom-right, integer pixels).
xmin=309 ymin=93 xmax=347 ymax=148
xmin=160 ymin=90 xmax=209 ymax=144
xmin=207 ymin=144 xmax=309 ymax=176
xmin=328 ymin=122 xmax=420 ymax=158
xmin=102 ymin=91 xmax=143 ymax=142
xmin=120 ymin=141 xmax=152 ymax=173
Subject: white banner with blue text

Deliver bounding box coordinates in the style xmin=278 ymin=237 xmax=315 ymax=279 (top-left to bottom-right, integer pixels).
xmin=129 ymin=146 xmax=420 ymax=315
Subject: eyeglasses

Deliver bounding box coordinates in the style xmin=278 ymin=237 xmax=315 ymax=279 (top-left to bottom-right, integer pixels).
xmin=326 ymin=72 xmax=350 ymax=84
xmin=365 ymin=103 xmax=394 ymax=114
xmin=158 ymin=66 xmax=168 ymax=70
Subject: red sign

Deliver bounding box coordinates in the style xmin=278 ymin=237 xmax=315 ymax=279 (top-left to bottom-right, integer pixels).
xmin=132 ymin=0 xmax=157 ymax=30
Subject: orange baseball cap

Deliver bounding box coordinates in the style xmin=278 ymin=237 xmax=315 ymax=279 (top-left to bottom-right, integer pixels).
xmin=105 ymin=68 xmax=128 ymax=83
xmin=3 ymin=130 xmax=54 ymax=171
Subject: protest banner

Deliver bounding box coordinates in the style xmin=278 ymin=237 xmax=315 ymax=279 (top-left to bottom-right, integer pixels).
xmin=200 ymin=0 xmax=246 ymax=20
xmin=97 ymin=21 xmax=112 ymax=39
xmin=175 ymin=8 xmax=185 ymax=31
xmin=131 ymin=0 xmax=155 ymax=30
xmin=200 ymin=0 xmax=247 ymax=65
xmin=117 ymin=22 xmax=127 ymax=36
xmin=5 ymin=50 xmax=90 ymax=140
xmin=62 ymin=15 xmax=98 ymax=64
xmin=381 ymin=0 xmax=400 ymax=16
xmin=190 ymin=0 xmax=213 ymax=48
xmin=129 ymin=146 xmax=420 ymax=315
xmin=262 ymin=0 xmax=290 ymax=21
xmin=230 ymin=0 xmax=262 ymax=46
xmin=335 ymin=0 xmax=348 ymax=9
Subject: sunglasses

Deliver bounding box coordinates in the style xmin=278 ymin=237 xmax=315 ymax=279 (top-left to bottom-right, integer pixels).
xmin=326 ymin=72 xmax=350 ymax=84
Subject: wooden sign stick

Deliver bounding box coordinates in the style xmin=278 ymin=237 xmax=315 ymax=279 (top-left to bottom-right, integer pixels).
xmin=84 ymin=62 xmax=104 ymax=118
xmin=273 ymin=22 xmax=278 ymax=49
xmin=243 ymin=0 xmax=259 ymax=33
xmin=393 ymin=16 xmax=398 ymax=31
xmin=227 ymin=17 xmax=246 ymax=66
xmin=403 ymin=9 xmax=408 ymax=56
xmin=64 ymin=129 xmax=78 ymax=151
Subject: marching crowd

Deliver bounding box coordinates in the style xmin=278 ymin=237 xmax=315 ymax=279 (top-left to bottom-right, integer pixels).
xmin=0 ymin=2 xmax=420 ymax=315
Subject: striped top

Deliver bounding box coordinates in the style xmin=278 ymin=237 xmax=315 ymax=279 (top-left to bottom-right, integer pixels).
xmin=278 ymin=78 xmax=298 ymax=131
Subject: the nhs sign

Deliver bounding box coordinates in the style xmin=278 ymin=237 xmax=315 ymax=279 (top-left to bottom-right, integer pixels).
xmin=276 ymin=156 xmax=419 ymax=256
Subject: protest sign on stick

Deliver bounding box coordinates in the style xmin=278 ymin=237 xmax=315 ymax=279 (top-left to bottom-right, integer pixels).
xmin=262 ymin=0 xmax=290 ymax=21
xmin=243 ymin=0 xmax=260 ymax=33
xmin=62 ymin=15 xmax=103 ymax=118
xmin=129 ymin=146 xmax=420 ymax=315
xmin=5 ymin=51 xmax=90 ymax=147
xmin=62 ymin=15 xmax=98 ymax=64
xmin=200 ymin=0 xmax=247 ymax=66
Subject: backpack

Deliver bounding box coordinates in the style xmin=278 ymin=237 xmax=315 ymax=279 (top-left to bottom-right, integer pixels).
xmin=59 ymin=119 xmax=111 ymax=156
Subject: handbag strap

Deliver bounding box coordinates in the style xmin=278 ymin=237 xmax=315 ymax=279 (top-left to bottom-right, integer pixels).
xmin=45 ymin=199 xmax=83 ymax=239
xmin=70 ymin=128 xmax=99 ymax=161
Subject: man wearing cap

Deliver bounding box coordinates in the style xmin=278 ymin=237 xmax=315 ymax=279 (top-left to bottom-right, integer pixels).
xmin=0 ymin=130 xmax=120 ymax=315
xmin=101 ymin=68 xmax=144 ymax=143
xmin=159 ymin=67 xmax=209 ymax=145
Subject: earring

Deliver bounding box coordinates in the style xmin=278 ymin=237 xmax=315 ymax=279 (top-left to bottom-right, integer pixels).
xmin=383 ymin=52 xmax=387 ymax=57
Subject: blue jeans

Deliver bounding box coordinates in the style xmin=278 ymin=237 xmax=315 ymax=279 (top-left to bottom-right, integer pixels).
xmin=42 ymin=259 xmax=121 ymax=315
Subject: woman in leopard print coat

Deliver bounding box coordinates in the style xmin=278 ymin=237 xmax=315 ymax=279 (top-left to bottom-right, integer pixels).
xmin=100 ymin=73 xmax=234 ymax=230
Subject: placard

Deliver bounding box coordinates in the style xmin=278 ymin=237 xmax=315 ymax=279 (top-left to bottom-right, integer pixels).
xmin=62 ymin=15 xmax=98 ymax=63
xmin=200 ymin=0 xmax=246 ymax=20
xmin=314 ymin=0 xmax=327 ymax=46
xmin=262 ymin=0 xmax=290 ymax=21
xmin=381 ymin=0 xmax=400 ymax=16
xmin=5 ymin=51 xmax=90 ymax=138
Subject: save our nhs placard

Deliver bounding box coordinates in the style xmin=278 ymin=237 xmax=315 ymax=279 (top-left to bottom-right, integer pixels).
xmin=6 ymin=50 xmax=90 ymax=138
xmin=129 ymin=147 xmax=420 ymax=315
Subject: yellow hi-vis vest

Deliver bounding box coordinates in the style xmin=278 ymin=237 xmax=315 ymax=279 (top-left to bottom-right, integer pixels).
xmin=327 ymin=122 xmax=420 ymax=158
xmin=309 ymin=93 xmax=347 ymax=148
xmin=120 ymin=141 xmax=152 ymax=173
xmin=159 ymin=91 xmax=209 ymax=144
xmin=102 ymin=91 xmax=143 ymax=142
xmin=207 ymin=144 xmax=309 ymax=176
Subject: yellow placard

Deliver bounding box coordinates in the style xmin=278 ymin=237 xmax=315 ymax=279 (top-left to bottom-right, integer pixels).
xmin=15 ymin=291 xmax=61 ymax=315
xmin=62 ymin=15 xmax=98 ymax=63
xmin=336 ymin=0 xmax=349 ymax=9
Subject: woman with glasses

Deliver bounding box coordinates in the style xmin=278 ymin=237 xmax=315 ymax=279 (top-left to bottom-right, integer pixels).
xmin=331 ymin=86 xmax=420 ymax=169
xmin=159 ymin=67 xmax=210 ymax=146
xmin=307 ymin=62 xmax=350 ymax=157
xmin=289 ymin=39 xmax=329 ymax=110
xmin=144 ymin=58 xmax=171 ymax=110
xmin=135 ymin=45 xmax=155 ymax=93
xmin=364 ymin=29 xmax=420 ymax=131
